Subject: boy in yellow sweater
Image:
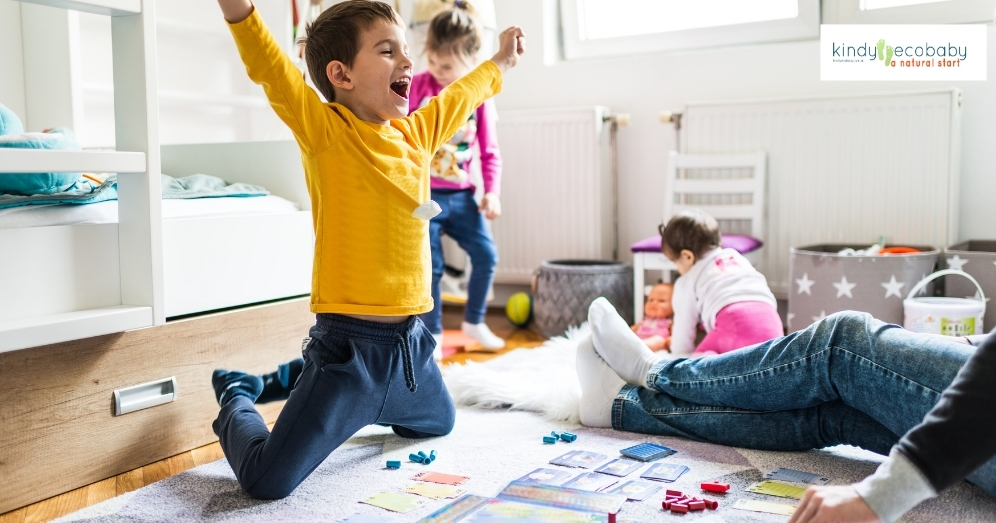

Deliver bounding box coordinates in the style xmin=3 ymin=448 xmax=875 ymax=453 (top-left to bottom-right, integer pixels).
xmin=209 ymin=0 xmax=524 ymax=499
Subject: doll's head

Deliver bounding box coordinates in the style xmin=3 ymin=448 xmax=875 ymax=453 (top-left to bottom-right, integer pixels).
xmin=644 ymin=283 xmax=674 ymax=320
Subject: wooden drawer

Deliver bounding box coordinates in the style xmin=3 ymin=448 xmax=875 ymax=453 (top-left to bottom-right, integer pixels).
xmin=0 ymin=297 xmax=314 ymax=513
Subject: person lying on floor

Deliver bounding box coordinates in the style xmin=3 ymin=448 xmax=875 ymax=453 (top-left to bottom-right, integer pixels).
xmin=578 ymin=297 xmax=996 ymax=523
xmin=659 ymin=210 xmax=782 ymax=357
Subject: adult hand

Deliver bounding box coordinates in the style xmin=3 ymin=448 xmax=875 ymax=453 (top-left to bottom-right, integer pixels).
xmin=789 ymin=486 xmax=880 ymax=523
xmin=490 ymin=26 xmax=526 ymax=73
xmin=479 ymin=193 xmax=501 ymax=220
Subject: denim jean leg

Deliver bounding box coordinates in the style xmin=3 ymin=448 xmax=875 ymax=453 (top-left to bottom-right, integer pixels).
xmin=645 ymin=312 xmax=973 ymax=438
xmin=443 ymin=190 xmax=498 ymax=325
xmin=419 ymin=194 xmax=450 ymax=335
xmin=614 ymin=385 xmax=900 ymax=454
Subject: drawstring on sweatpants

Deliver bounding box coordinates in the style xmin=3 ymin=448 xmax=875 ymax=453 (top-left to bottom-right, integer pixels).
xmin=398 ymin=333 xmax=418 ymax=393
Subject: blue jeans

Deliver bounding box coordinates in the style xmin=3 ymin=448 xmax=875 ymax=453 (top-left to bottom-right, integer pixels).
xmin=421 ymin=189 xmax=499 ymax=334
xmin=614 ymin=311 xmax=996 ymax=496
xmin=212 ymin=314 xmax=454 ymax=499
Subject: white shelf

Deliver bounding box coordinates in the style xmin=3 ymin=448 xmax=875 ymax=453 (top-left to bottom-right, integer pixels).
xmin=15 ymin=0 xmax=141 ymax=16
xmin=0 ymin=306 xmax=153 ymax=354
xmin=0 ymin=149 xmax=146 ymax=173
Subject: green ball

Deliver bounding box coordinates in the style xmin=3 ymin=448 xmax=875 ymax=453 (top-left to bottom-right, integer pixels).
xmin=506 ymin=292 xmax=533 ymax=328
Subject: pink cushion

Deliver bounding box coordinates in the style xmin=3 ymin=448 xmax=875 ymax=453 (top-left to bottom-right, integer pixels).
xmin=630 ymin=234 xmax=763 ymax=255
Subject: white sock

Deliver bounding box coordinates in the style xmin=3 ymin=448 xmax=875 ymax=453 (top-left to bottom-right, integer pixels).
xmin=589 ymin=297 xmax=665 ymax=388
xmin=576 ymin=334 xmax=625 ymax=428
xmin=432 ymin=333 xmax=443 ymax=362
xmin=462 ymin=321 xmax=505 ymax=350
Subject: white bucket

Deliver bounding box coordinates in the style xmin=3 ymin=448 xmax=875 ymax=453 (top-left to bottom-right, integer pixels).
xmin=904 ymin=269 xmax=986 ymax=335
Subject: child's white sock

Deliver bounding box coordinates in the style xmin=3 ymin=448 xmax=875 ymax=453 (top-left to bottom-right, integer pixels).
xmin=589 ymin=297 xmax=666 ymax=388
xmin=576 ymin=333 xmax=625 ymax=428
xmin=462 ymin=321 xmax=505 ymax=350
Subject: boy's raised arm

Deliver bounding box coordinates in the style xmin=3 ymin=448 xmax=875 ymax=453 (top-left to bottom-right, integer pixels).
xmin=220 ymin=0 xmax=336 ymax=155
xmin=409 ymin=27 xmax=525 ymax=154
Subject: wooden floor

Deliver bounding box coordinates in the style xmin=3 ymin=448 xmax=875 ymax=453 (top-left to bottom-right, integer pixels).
xmin=0 ymin=307 xmax=544 ymax=523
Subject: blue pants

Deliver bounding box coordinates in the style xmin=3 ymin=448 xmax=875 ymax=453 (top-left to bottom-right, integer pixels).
xmin=212 ymin=314 xmax=455 ymax=499
xmin=615 ymin=311 xmax=996 ymax=496
xmin=421 ymin=189 xmax=499 ymax=334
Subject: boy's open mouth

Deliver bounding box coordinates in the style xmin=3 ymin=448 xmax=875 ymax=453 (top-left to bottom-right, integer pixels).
xmin=390 ymin=77 xmax=411 ymax=100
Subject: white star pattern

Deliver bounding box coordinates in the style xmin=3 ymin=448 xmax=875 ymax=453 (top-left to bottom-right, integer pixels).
xmin=833 ymin=276 xmax=856 ymax=298
xmin=812 ymin=310 xmax=827 ymax=322
xmin=787 ymin=313 xmax=795 ymax=329
xmin=881 ymin=275 xmax=906 ymax=299
xmin=796 ymin=273 xmax=815 ymax=295
xmin=967 ymin=290 xmax=991 ymax=304
xmin=946 ymin=255 xmax=968 ymax=271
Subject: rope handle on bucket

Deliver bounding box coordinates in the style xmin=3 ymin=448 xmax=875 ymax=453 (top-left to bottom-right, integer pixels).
xmin=906 ymin=269 xmax=987 ymax=317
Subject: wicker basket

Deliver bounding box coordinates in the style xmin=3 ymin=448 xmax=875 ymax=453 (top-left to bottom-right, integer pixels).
xmin=533 ymin=260 xmax=633 ymax=338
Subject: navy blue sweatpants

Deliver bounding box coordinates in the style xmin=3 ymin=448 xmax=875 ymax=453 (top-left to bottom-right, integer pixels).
xmin=212 ymin=314 xmax=455 ymax=499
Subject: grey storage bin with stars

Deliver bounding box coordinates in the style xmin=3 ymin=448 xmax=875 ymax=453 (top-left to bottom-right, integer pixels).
xmin=787 ymin=244 xmax=939 ymax=333
xmin=943 ymin=241 xmax=996 ymax=333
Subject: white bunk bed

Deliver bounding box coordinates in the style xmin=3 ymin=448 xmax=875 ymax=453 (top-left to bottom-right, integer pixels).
xmin=0 ymin=0 xmax=314 ymax=353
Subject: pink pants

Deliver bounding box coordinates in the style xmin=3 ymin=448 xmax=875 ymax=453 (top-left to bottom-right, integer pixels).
xmin=694 ymin=301 xmax=784 ymax=356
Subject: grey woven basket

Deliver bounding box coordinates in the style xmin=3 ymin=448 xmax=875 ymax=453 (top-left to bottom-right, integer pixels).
xmin=533 ymin=260 xmax=634 ymax=338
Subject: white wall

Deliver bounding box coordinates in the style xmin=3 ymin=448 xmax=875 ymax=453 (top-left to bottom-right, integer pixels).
xmin=0 ymin=2 xmax=26 ymax=122
xmin=492 ymin=0 xmax=996 ymax=255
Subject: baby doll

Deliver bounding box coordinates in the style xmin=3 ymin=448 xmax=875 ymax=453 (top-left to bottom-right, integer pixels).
xmin=631 ymin=282 xmax=674 ymax=352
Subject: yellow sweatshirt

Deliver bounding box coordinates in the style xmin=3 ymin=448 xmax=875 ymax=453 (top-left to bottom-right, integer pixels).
xmin=229 ymin=10 xmax=502 ymax=316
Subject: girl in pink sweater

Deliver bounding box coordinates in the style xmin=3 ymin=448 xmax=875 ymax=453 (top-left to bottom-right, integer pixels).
xmin=409 ymin=2 xmax=505 ymax=356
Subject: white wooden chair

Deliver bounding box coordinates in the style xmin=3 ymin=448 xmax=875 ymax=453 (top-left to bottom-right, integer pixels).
xmin=632 ymin=151 xmax=767 ymax=321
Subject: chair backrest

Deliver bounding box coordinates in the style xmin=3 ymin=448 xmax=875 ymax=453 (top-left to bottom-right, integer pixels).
xmin=663 ymin=151 xmax=767 ymax=239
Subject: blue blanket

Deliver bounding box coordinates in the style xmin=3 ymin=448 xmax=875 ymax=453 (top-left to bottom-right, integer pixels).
xmin=0 ymin=174 xmax=269 ymax=210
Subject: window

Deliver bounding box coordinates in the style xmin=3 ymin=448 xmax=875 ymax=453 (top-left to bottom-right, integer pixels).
xmin=559 ymin=0 xmax=820 ymax=60
xmin=824 ymin=0 xmax=994 ymax=24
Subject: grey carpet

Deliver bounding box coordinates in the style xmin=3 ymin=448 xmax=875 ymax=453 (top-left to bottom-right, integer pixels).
xmin=55 ymin=408 xmax=996 ymax=522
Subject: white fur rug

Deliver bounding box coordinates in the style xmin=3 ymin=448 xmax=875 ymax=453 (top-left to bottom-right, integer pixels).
xmin=442 ymin=323 xmax=588 ymax=423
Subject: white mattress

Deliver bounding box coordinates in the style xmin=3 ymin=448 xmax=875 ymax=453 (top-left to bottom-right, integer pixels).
xmin=0 ymin=195 xmax=301 ymax=230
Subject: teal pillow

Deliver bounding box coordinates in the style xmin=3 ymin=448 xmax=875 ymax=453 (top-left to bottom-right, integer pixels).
xmin=0 ymin=103 xmax=24 ymax=135
xmin=0 ymin=127 xmax=82 ymax=196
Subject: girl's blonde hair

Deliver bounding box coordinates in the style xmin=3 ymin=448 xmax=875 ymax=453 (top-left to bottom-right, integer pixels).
xmin=425 ymin=1 xmax=482 ymax=60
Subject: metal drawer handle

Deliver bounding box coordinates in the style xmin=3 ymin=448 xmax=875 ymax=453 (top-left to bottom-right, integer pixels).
xmin=113 ymin=376 xmax=178 ymax=416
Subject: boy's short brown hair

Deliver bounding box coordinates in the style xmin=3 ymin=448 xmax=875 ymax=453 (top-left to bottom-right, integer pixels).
xmin=298 ymin=0 xmax=402 ymax=103
xmin=659 ymin=209 xmax=721 ymax=260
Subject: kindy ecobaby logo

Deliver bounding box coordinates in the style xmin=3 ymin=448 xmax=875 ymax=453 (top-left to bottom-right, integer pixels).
xmin=821 ymin=25 xmax=986 ymax=81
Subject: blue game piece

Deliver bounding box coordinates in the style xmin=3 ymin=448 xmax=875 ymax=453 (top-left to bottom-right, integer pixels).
xmin=429 ymin=450 xmax=437 ymax=462
xmin=418 ymin=451 xmax=428 ymax=459
xmin=386 ymin=460 xmax=401 ymax=469
xmin=551 ymin=431 xmax=560 ymax=438
xmin=560 ymin=432 xmax=577 ymax=442
xmin=542 ymin=435 xmax=557 ymax=444
xmin=620 ymin=442 xmax=676 ymax=462
xmin=409 ymin=453 xmax=424 ymax=463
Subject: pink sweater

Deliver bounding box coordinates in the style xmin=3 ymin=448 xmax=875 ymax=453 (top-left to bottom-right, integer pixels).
xmin=408 ymin=70 xmax=502 ymax=195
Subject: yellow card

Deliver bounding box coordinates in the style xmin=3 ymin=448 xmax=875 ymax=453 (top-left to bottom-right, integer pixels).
xmin=747 ymin=480 xmax=808 ymax=499
xmin=361 ymin=491 xmax=426 ymax=513
xmin=403 ymin=482 xmax=466 ymax=500
xmin=733 ymin=498 xmax=798 ymax=516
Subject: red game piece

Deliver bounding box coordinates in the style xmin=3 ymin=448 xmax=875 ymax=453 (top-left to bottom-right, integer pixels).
xmin=700 ymin=481 xmax=731 ymax=493
xmin=670 ymin=503 xmax=689 ymax=514
xmin=688 ymin=500 xmax=706 ymax=511
xmin=662 ymin=501 xmax=672 ymax=510
xmin=666 ymin=489 xmax=683 ymax=496
xmin=706 ymin=500 xmax=719 ymax=510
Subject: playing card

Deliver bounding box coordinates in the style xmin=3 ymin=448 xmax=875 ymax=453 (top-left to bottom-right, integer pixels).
xmin=360 ymin=492 xmax=426 ymax=513
xmin=560 ymin=451 xmax=609 ymax=469
xmin=549 ymin=450 xmax=581 ymax=467
xmin=595 ymin=458 xmax=644 ymax=477
xmin=619 ymin=442 xmax=676 ymax=462
xmin=338 ymin=513 xmax=398 ymax=523
xmin=603 ymin=480 xmax=663 ymax=501
xmin=733 ymin=498 xmax=798 ymax=516
xmin=747 ymin=480 xmax=808 ymax=499
xmin=639 ymin=462 xmax=689 ymax=482
xmin=560 ymin=472 xmax=618 ymax=492
xmin=513 ymin=467 xmax=574 ymax=486
xmin=763 ymin=467 xmax=832 ymax=485
xmin=410 ymin=471 xmax=469 ymax=485
xmin=403 ymin=482 xmax=466 ymax=499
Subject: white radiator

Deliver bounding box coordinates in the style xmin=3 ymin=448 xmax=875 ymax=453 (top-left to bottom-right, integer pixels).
xmin=492 ymin=107 xmax=614 ymax=284
xmin=683 ymin=89 xmax=961 ymax=296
